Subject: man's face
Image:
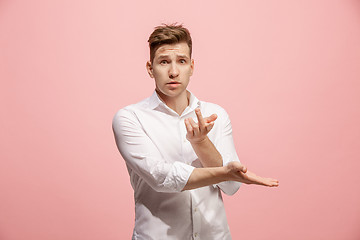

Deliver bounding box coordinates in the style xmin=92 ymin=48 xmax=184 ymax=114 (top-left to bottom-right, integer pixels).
xmin=146 ymin=42 xmax=194 ymax=101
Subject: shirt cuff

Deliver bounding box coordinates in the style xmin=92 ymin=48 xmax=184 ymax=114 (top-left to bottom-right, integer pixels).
xmin=163 ymin=161 xmax=195 ymax=192
xmin=213 ymin=160 xmax=242 ymax=195
xmin=215 ymin=181 xmax=241 ymax=196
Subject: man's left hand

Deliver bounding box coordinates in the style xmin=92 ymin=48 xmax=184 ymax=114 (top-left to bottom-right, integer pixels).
xmin=185 ymin=108 xmax=217 ymax=144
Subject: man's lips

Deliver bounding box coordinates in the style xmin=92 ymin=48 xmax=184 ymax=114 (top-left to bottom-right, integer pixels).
xmin=167 ymin=81 xmax=180 ymax=85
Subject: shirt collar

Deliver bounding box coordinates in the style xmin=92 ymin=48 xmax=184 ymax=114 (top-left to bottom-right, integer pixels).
xmin=148 ymin=90 xmax=201 ymax=114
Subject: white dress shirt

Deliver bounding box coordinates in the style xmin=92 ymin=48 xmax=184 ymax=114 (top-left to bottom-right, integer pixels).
xmin=112 ymin=90 xmax=241 ymax=240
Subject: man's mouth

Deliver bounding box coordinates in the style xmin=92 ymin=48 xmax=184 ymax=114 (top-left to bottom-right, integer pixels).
xmin=167 ymin=81 xmax=180 ymax=85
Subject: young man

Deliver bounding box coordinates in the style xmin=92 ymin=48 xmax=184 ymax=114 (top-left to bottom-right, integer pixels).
xmin=112 ymin=24 xmax=278 ymax=240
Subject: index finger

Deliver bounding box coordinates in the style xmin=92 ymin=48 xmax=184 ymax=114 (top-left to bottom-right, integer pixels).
xmin=195 ymin=108 xmax=206 ymax=130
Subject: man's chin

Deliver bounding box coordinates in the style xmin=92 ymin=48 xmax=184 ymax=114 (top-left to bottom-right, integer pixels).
xmin=156 ymin=88 xmax=186 ymax=99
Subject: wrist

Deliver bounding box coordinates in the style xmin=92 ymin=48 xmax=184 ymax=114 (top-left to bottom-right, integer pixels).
xmin=189 ymin=136 xmax=209 ymax=145
xmin=214 ymin=166 xmax=230 ymax=182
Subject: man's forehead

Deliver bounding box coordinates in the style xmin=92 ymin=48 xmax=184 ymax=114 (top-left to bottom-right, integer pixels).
xmin=155 ymin=43 xmax=190 ymax=57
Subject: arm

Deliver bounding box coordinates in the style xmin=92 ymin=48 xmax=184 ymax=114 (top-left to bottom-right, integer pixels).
xmin=184 ymin=107 xmax=240 ymax=194
xmin=214 ymin=107 xmax=244 ymax=194
xmin=184 ymin=108 xmax=222 ymax=167
xmin=184 ymin=107 xmax=279 ymax=194
xmin=183 ymin=161 xmax=279 ymax=191
xmin=114 ymin=108 xmax=278 ymax=193
xmin=112 ymin=108 xmax=195 ymax=193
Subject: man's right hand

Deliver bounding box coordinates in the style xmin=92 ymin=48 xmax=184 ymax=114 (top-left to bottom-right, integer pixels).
xmin=225 ymin=161 xmax=279 ymax=187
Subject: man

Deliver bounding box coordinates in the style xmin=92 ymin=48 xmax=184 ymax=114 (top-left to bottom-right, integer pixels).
xmin=112 ymin=23 xmax=279 ymax=240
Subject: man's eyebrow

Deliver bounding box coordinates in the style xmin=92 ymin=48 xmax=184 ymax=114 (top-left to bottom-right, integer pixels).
xmin=177 ymin=55 xmax=190 ymax=59
xmin=157 ymin=55 xmax=169 ymax=59
xmin=156 ymin=54 xmax=190 ymax=60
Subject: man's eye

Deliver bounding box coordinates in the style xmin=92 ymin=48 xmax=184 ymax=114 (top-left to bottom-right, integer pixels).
xmin=160 ymin=60 xmax=168 ymax=64
xmin=179 ymin=59 xmax=186 ymax=64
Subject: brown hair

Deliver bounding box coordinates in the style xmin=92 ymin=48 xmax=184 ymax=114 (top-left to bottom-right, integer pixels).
xmin=148 ymin=23 xmax=192 ymax=63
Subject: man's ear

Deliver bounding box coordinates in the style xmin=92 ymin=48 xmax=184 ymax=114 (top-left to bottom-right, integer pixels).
xmin=146 ymin=61 xmax=154 ymax=78
xmin=190 ymin=59 xmax=194 ymax=76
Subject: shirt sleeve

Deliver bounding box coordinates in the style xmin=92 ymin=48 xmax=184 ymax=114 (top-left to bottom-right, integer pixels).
xmin=112 ymin=108 xmax=195 ymax=193
xmin=215 ymin=107 xmax=242 ymax=195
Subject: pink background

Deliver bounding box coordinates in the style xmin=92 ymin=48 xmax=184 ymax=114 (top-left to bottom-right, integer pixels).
xmin=1 ymin=0 xmax=360 ymax=239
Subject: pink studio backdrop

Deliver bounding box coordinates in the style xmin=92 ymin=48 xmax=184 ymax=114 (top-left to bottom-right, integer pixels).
xmin=1 ymin=0 xmax=360 ymax=239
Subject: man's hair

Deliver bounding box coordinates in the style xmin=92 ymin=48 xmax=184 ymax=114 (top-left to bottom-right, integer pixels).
xmin=148 ymin=23 xmax=192 ymax=63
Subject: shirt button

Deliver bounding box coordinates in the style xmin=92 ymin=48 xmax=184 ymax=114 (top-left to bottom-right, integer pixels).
xmin=194 ymin=208 xmax=198 ymax=212
xmin=183 ymin=138 xmax=187 ymax=143
xmin=194 ymin=233 xmax=198 ymax=237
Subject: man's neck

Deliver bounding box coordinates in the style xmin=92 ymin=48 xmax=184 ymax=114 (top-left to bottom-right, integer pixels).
xmin=156 ymin=90 xmax=190 ymax=116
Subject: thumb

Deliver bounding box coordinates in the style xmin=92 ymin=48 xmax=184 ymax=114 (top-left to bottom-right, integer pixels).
xmin=239 ymin=165 xmax=247 ymax=173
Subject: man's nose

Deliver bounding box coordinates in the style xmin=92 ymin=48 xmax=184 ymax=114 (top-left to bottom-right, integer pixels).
xmin=169 ymin=63 xmax=179 ymax=78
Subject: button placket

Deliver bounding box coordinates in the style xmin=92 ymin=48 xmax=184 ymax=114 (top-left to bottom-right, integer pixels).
xmin=191 ymin=193 xmax=200 ymax=240
xmin=179 ymin=117 xmax=187 ymax=163
xmin=179 ymin=116 xmax=189 ymax=164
